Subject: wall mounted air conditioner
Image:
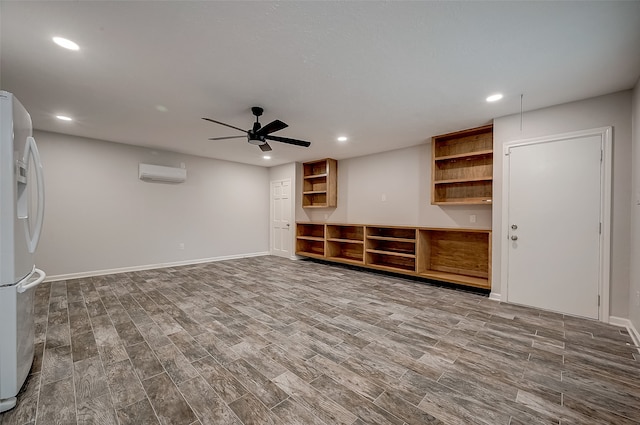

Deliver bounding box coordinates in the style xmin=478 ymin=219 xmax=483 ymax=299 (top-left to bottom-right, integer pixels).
xmin=138 ymin=163 xmax=187 ymax=183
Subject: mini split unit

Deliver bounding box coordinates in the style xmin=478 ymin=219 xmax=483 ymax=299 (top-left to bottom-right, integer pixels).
xmin=138 ymin=163 xmax=187 ymax=183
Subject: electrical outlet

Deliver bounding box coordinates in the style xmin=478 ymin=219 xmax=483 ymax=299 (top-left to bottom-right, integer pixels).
xmin=636 ymin=291 xmax=640 ymax=307
xmin=178 ymin=243 xmax=185 ymax=250
xmin=381 ymin=193 xmax=387 ymax=202
xmin=469 ymin=214 xmax=477 ymax=223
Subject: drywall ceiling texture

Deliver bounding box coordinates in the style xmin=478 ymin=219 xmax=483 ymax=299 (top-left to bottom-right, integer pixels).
xmin=1 ymin=1 xmax=639 ymax=166
xmin=493 ymin=91 xmax=632 ymax=318
xmin=297 ymin=144 xmax=492 ymax=229
xmin=34 ymin=131 xmax=269 ymax=278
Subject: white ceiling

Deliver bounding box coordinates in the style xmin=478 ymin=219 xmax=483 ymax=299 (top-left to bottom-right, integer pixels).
xmin=2 ymin=1 xmax=639 ymax=167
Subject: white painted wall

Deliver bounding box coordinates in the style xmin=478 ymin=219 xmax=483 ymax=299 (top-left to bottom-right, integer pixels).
xmin=493 ymin=91 xmax=633 ymax=318
xmin=630 ymin=80 xmax=640 ymax=333
xmin=297 ymin=144 xmax=492 ymax=228
xmin=35 ymin=131 xmax=269 ymax=278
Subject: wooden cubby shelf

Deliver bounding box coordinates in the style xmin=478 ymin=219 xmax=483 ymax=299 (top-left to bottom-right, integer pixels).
xmin=432 ymin=124 xmax=493 ymax=205
xmin=295 ymin=223 xmax=326 ymax=258
xmin=297 ymin=223 xmax=491 ymax=289
xmin=417 ymin=228 xmax=491 ymax=288
xmin=326 ymin=224 xmax=365 ymax=265
xmin=302 ymin=158 xmax=337 ymax=208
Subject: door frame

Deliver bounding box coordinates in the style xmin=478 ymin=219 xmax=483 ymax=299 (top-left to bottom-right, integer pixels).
xmin=500 ymin=127 xmax=612 ymax=321
xmin=269 ymin=178 xmax=293 ymax=258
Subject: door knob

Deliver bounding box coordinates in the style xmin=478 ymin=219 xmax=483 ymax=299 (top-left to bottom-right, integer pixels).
xmin=286 ymin=223 xmax=290 ymax=227
xmin=511 ymin=235 xmax=518 ymax=241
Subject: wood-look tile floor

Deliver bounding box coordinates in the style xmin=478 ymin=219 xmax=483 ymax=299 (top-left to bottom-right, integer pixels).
xmin=2 ymin=256 xmax=639 ymax=425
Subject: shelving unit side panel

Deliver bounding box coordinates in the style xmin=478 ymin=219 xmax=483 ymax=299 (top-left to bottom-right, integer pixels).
xmin=327 ymin=158 xmax=338 ymax=208
xmin=431 ymin=140 xmax=437 ymax=204
xmin=416 ymin=230 xmax=432 ymax=274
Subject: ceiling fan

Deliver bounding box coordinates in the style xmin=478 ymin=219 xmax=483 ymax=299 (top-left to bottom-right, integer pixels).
xmin=202 ymin=107 xmax=311 ymax=152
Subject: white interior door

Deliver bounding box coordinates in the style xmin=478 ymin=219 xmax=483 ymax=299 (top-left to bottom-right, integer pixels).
xmin=506 ymin=133 xmax=604 ymax=319
xmin=271 ymin=179 xmax=291 ymax=257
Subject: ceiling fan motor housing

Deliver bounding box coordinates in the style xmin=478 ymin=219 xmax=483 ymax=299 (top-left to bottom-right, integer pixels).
xmin=248 ymin=135 xmax=266 ymax=145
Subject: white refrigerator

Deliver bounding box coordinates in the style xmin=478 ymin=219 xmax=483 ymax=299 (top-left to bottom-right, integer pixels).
xmin=0 ymin=91 xmax=46 ymax=413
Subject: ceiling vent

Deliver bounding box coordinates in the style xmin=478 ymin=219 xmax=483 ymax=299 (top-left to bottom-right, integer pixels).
xmin=138 ymin=163 xmax=187 ymax=183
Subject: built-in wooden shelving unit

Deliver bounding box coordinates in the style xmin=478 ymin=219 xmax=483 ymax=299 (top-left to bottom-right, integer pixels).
xmin=302 ymin=158 xmax=337 ymax=208
xmin=296 ymin=223 xmax=491 ymax=289
xmin=431 ymin=124 xmax=493 ymax=205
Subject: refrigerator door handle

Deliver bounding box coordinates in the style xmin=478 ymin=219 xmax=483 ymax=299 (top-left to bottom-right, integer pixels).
xmin=16 ymin=268 xmax=46 ymax=293
xmin=23 ymin=136 xmax=45 ymax=253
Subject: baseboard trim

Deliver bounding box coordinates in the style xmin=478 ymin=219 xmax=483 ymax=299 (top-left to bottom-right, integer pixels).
xmin=489 ymin=292 xmax=501 ymax=302
xmin=609 ymin=316 xmax=640 ymax=350
xmin=44 ymin=251 xmax=271 ymax=282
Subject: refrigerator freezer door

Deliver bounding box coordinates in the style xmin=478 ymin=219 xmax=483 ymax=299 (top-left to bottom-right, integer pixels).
xmin=0 ymin=91 xmax=38 ymax=285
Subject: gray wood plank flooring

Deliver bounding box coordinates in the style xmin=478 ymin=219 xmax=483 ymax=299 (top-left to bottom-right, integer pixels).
xmin=1 ymin=256 xmax=639 ymax=425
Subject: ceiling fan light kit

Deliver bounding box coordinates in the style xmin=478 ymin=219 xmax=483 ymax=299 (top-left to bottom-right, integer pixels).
xmin=203 ymin=106 xmax=311 ymax=152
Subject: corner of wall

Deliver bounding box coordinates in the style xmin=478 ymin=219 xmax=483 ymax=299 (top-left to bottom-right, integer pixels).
xmin=629 ymin=78 xmax=640 ymax=333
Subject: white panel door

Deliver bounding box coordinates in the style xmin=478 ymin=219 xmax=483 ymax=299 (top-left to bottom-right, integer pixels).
xmin=271 ymin=179 xmax=291 ymax=257
xmin=507 ymin=135 xmax=602 ymax=319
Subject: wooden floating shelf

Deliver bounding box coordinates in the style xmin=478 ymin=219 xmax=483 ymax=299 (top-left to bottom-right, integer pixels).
xmin=434 ymin=176 xmax=493 ymax=185
xmin=327 ymin=238 xmax=364 ymax=244
xmin=304 ymin=173 xmax=328 ymax=179
xmin=418 ymin=271 xmax=489 ymax=289
xmin=366 ymin=235 xmax=415 ymax=243
xmin=297 ymin=236 xmax=325 ymax=242
xmin=365 ymin=249 xmax=416 ymax=259
xmin=433 ymin=198 xmax=492 ymax=205
xmin=326 ymin=256 xmax=364 ymax=266
xmin=297 ymin=223 xmax=491 ymax=290
xmin=434 ymin=149 xmax=493 ymax=161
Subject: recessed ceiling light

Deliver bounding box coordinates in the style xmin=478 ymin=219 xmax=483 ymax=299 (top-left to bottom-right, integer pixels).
xmin=263 ymin=155 xmax=271 ymax=160
xmin=52 ymin=36 xmax=79 ymax=51
xmin=56 ymin=115 xmax=73 ymax=121
xmin=486 ymin=93 xmax=503 ymax=102
xmin=337 ymin=136 xmax=348 ymax=142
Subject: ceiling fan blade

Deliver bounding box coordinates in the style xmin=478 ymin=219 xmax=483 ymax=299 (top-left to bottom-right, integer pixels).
xmin=259 ymin=142 xmax=272 ymax=152
xmin=202 ymin=117 xmax=247 ymax=133
xmin=208 ymin=135 xmax=247 ymax=141
xmin=256 ymin=119 xmax=288 ymax=137
xmin=265 ymin=135 xmax=311 ymax=147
